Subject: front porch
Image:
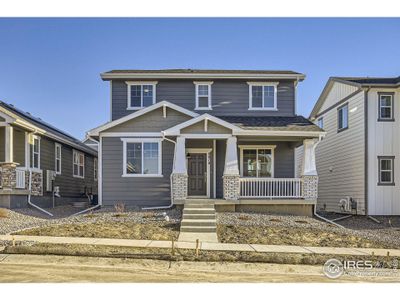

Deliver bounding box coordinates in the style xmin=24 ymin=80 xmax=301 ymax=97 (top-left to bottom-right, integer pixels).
xmin=169 ymin=133 xmax=319 ymax=211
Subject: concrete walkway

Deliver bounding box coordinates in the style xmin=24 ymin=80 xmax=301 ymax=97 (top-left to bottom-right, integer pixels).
xmin=1 ymin=234 xmax=400 ymax=257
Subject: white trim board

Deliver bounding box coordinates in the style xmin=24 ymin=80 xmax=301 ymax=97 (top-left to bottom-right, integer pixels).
xmin=87 ymin=101 xmax=199 ymax=137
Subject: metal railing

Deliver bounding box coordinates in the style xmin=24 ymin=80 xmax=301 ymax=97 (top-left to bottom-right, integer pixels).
xmin=239 ymin=177 xmax=303 ymax=199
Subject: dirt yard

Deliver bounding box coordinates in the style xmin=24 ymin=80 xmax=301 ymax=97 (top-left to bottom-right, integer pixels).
xmin=16 ymin=221 xmax=180 ymax=241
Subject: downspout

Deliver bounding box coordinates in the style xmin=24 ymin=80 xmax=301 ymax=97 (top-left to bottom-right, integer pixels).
xmin=142 ymin=132 xmax=176 ymax=210
xmin=311 ymin=134 xmax=345 ymax=228
xmin=27 ymin=170 xmax=53 ymax=217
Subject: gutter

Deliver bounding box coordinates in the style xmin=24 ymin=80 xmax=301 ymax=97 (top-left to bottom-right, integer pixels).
xmin=142 ymin=133 xmax=176 ymax=210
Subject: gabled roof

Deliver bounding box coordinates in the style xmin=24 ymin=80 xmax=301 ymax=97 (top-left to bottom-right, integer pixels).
xmin=219 ymin=116 xmax=323 ymax=132
xmin=163 ymin=113 xmax=242 ymax=136
xmin=310 ymin=75 xmax=400 ymax=120
xmin=87 ymin=101 xmax=199 ymax=136
xmin=0 ymin=101 xmax=97 ymax=156
xmin=101 ymin=69 xmax=305 ymax=81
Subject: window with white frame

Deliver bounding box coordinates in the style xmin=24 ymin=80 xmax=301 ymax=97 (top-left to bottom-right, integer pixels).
xmin=317 ymin=117 xmax=324 ymax=129
xmin=122 ymin=139 xmax=162 ymax=176
xmin=30 ymin=135 xmax=40 ymax=169
xmin=378 ymin=156 xmax=394 ymax=185
xmin=194 ymin=82 xmax=213 ymax=110
xmin=248 ymin=82 xmax=278 ymax=110
xmin=240 ymin=146 xmax=275 ymax=178
xmin=73 ymin=150 xmax=85 ymax=178
xmin=378 ymin=93 xmax=394 ymax=121
xmin=127 ymin=82 xmax=157 ymax=109
xmin=55 ymin=143 xmax=62 ymax=174
xmin=337 ymin=104 xmax=348 ymax=131
xmin=94 ymin=158 xmax=98 ymax=181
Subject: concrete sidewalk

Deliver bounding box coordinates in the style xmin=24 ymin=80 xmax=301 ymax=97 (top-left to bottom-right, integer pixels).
xmin=1 ymin=234 xmax=400 ymax=257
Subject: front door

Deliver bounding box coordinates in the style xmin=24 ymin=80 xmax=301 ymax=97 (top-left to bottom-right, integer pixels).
xmin=187 ymin=153 xmax=207 ymax=196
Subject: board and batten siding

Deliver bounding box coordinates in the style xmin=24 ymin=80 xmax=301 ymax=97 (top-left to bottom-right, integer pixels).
xmin=315 ymin=90 xmax=366 ymax=214
xmin=319 ymin=81 xmax=359 ymax=112
xmin=367 ymin=88 xmax=400 ymax=215
xmin=111 ymin=79 xmax=296 ymax=121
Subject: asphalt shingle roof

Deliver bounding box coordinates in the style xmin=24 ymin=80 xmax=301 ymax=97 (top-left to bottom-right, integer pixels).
xmin=219 ymin=115 xmax=323 ymax=132
xmin=336 ymin=76 xmax=400 ymax=85
xmin=104 ymin=69 xmax=303 ymax=75
xmin=0 ymin=101 xmax=97 ymax=155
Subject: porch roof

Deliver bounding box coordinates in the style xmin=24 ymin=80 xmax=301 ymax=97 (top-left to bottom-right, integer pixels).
xmin=218 ymin=116 xmax=324 ymax=132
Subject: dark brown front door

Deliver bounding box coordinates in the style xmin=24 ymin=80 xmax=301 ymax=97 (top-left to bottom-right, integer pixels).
xmin=187 ymin=153 xmax=207 ymax=196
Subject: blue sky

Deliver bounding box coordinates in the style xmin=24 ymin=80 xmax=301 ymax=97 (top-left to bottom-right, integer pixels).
xmin=0 ymin=18 xmax=399 ymax=139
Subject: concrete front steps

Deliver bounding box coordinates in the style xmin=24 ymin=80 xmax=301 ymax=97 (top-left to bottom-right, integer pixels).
xmin=178 ymin=201 xmax=218 ymax=243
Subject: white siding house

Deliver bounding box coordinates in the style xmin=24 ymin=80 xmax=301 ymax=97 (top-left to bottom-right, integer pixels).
xmin=309 ymin=76 xmax=400 ymax=216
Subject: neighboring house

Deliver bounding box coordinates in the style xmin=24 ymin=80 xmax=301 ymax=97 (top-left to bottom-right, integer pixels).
xmin=308 ymin=76 xmax=400 ymax=216
xmin=0 ymin=101 xmax=98 ymax=208
xmin=87 ymin=69 xmax=325 ymax=216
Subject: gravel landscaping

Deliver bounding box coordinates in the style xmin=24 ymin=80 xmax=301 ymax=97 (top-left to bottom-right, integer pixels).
xmin=217 ymin=212 xmax=400 ymax=249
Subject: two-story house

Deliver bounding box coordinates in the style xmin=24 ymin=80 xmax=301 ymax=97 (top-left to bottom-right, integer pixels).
xmin=309 ymin=76 xmax=400 ymax=216
xmin=87 ymin=69 xmax=325 ymax=216
xmin=0 ymin=101 xmax=98 ymax=209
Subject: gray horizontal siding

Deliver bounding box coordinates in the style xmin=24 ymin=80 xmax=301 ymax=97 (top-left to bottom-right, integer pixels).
xmin=13 ymin=127 xmax=25 ymax=166
xmin=111 ymin=79 xmax=296 ymax=120
xmin=101 ymin=137 xmax=174 ymax=206
xmin=40 ymin=136 xmax=98 ymax=198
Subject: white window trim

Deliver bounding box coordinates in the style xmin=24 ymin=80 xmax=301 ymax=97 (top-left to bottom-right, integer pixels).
xmin=73 ymin=149 xmax=85 ymax=178
xmin=55 ymin=143 xmax=62 ymax=175
xmin=126 ymin=81 xmax=158 ymax=110
xmin=378 ymin=94 xmax=393 ymax=120
xmin=94 ymin=158 xmax=98 ymax=181
xmin=194 ymin=81 xmax=213 ymax=110
xmin=239 ymin=145 xmax=276 ymax=178
xmin=121 ymin=138 xmax=163 ymax=177
xmin=338 ymin=104 xmax=349 ymax=131
xmin=247 ymin=82 xmax=278 ymax=111
xmin=31 ymin=135 xmax=41 ymax=170
xmin=317 ymin=117 xmax=324 ymax=129
xmin=378 ymin=157 xmax=394 ymax=185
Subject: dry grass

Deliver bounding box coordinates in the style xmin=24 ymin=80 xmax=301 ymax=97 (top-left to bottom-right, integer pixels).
xmin=4 ymin=243 xmax=396 ymax=267
xmin=16 ymin=221 xmax=180 ymax=241
xmin=0 ymin=208 xmax=9 ymax=218
xmin=217 ymin=224 xmax=396 ymax=249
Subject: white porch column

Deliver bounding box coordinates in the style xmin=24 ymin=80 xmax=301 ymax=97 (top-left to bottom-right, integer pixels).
xmin=172 ymin=136 xmax=187 ymax=174
xmin=171 ymin=136 xmax=187 ymax=202
xmin=302 ymin=138 xmax=318 ymax=176
xmin=224 ymin=136 xmax=239 ymax=175
xmin=223 ymin=136 xmax=240 ymax=200
xmin=4 ymin=125 xmax=13 ymax=163
xmin=301 ymin=138 xmax=319 ymax=200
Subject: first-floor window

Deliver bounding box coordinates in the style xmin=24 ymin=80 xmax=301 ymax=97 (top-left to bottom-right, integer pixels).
xmin=241 ymin=147 xmax=274 ymax=177
xmin=94 ymin=158 xmax=98 ymax=181
xmin=73 ymin=150 xmax=85 ymax=178
xmin=30 ymin=135 xmax=40 ymax=169
xmin=378 ymin=156 xmax=394 ymax=185
xmin=55 ymin=143 xmax=62 ymax=174
xmin=123 ymin=139 xmax=161 ymax=176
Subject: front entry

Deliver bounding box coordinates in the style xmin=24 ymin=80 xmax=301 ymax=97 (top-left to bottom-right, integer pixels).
xmin=187 ymin=153 xmax=207 ymax=196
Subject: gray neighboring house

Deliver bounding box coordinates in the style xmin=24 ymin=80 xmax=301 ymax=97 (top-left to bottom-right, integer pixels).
xmin=87 ymin=69 xmax=325 ymax=216
xmin=0 ymin=101 xmax=98 ymax=208
xmin=308 ymin=76 xmax=400 ymax=216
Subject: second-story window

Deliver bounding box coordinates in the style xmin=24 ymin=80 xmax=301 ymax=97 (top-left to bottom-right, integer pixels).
xmin=126 ymin=81 xmax=157 ymax=109
xmin=378 ymin=93 xmax=394 ymax=121
xmin=337 ymin=104 xmax=348 ymax=132
xmin=194 ymin=81 xmax=213 ymax=110
xmin=248 ymin=82 xmax=278 ymax=110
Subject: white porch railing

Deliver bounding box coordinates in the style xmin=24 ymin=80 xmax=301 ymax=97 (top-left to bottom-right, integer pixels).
xmin=239 ymin=178 xmax=303 ymax=199
xmin=15 ymin=169 xmax=26 ymax=189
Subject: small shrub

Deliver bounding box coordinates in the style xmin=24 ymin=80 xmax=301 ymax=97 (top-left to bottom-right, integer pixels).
xmin=0 ymin=208 xmax=9 ymax=218
xmin=114 ymin=202 xmax=125 ymax=214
